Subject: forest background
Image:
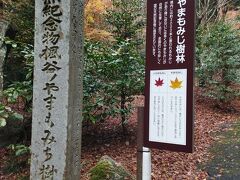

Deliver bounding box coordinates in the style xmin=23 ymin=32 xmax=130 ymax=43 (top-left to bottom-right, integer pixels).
xmin=0 ymin=0 xmax=240 ymax=179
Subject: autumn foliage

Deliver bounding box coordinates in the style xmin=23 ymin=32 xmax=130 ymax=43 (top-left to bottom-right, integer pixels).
xmin=85 ymin=0 xmax=113 ymax=42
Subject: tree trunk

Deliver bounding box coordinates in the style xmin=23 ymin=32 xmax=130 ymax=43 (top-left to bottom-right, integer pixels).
xmin=0 ymin=20 xmax=9 ymax=97
xmin=217 ymin=0 xmax=229 ymax=20
xmin=120 ymin=91 xmax=127 ymax=135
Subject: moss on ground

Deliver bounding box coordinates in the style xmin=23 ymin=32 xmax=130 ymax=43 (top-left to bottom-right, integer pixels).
xmin=90 ymin=160 xmax=114 ymax=180
xmin=200 ymin=120 xmax=240 ymax=179
xmin=89 ymin=155 xmax=135 ymax=180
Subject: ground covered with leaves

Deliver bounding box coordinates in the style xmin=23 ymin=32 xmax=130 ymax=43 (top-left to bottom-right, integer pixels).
xmin=0 ymin=89 xmax=239 ymax=179
xmin=200 ymin=121 xmax=240 ymax=179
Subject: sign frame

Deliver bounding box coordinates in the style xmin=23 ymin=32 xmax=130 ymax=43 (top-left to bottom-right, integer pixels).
xmin=143 ymin=0 xmax=196 ymax=153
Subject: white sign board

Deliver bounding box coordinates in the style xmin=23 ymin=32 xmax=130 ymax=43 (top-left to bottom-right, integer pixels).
xmin=149 ymin=69 xmax=187 ymax=145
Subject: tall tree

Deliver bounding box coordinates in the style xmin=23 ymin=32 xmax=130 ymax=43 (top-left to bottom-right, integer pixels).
xmin=84 ymin=0 xmax=113 ymax=42
xmin=196 ymin=0 xmax=234 ymax=27
xmin=104 ymin=0 xmax=145 ymax=132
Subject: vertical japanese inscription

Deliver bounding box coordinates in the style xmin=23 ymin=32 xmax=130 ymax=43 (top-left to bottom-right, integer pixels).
xmin=148 ymin=0 xmax=192 ymax=66
xmin=31 ymin=0 xmax=83 ymax=179
xmin=39 ymin=1 xmax=63 ymax=178
xmin=176 ymin=0 xmax=186 ymax=63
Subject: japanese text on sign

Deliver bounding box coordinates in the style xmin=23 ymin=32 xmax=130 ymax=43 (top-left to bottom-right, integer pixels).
xmin=39 ymin=0 xmax=63 ymax=178
xmin=176 ymin=0 xmax=186 ymax=63
xmin=144 ymin=0 xmax=195 ymax=153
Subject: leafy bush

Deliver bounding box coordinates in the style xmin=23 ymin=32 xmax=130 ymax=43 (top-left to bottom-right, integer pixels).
xmin=2 ymin=0 xmax=34 ymax=105
xmin=3 ymin=81 xmax=32 ymax=104
xmin=8 ymin=144 xmax=30 ymax=157
xmin=3 ymin=0 xmax=35 ymax=44
xmin=2 ymin=37 xmax=33 ymax=109
xmin=196 ymin=21 xmax=240 ymax=105
xmin=0 ymin=103 xmax=23 ymax=128
xmin=83 ymin=0 xmax=145 ymax=129
xmin=105 ymin=0 xmax=144 ymax=41
xmin=2 ymin=0 xmax=145 ymax=137
xmin=83 ymin=41 xmax=113 ymax=123
xmin=3 ymin=144 xmax=30 ymax=176
xmin=83 ymin=39 xmax=144 ymax=125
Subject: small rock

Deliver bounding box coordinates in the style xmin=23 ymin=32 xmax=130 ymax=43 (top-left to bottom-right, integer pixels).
xmin=89 ymin=155 xmax=135 ymax=180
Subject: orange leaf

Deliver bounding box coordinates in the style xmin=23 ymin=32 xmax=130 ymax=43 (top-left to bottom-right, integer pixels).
xmin=170 ymin=77 xmax=182 ymax=89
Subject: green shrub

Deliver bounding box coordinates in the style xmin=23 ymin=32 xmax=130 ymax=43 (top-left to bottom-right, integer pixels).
xmin=196 ymin=21 xmax=240 ymax=105
xmin=83 ymin=39 xmax=144 ymax=125
xmin=0 ymin=104 xmax=23 ymax=128
xmin=3 ymin=144 xmax=30 ymax=175
xmin=8 ymin=144 xmax=30 ymax=157
xmin=83 ymin=0 xmax=145 ymax=129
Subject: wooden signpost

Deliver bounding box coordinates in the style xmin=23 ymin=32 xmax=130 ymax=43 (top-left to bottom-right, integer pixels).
xmin=144 ymin=0 xmax=195 ymax=153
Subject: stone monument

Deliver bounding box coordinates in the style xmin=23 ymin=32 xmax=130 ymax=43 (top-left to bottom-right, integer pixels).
xmin=30 ymin=0 xmax=84 ymax=179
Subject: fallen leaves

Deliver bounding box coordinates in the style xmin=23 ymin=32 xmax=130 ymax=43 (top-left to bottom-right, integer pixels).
xmin=80 ymin=89 xmax=239 ymax=179
xmin=0 ymin=88 xmax=239 ymax=179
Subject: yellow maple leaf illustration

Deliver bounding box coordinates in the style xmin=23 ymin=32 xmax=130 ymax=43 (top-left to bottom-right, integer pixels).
xmin=170 ymin=77 xmax=182 ymax=89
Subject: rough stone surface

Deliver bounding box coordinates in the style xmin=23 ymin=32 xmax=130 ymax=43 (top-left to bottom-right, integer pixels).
xmin=89 ymin=155 xmax=135 ymax=180
xmin=30 ymin=0 xmax=84 ymax=179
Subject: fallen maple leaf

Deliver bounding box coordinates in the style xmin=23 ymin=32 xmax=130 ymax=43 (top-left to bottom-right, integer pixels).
xmin=155 ymin=78 xmax=164 ymax=87
xmin=170 ymin=77 xmax=182 ymax=89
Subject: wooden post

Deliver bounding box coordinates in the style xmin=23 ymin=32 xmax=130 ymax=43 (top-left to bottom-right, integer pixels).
xmin=137 ymin=107 xmax=144 ymax=180
xmin=137 ymin=107 xmax=151 ymax=180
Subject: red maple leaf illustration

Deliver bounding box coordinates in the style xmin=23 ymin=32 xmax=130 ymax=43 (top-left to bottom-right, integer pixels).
xmin=155 ymin=78 xmax=164 ymax=87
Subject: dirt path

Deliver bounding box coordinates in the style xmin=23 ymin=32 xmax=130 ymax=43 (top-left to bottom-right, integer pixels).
xmin=200 ymin=120 xmax=240 ymax=179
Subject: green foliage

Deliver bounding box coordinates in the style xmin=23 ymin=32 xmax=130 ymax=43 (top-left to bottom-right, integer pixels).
xmin=2 ymin=0 xmax=34 ymax=107
xmin=3 ymin=0 xmax=35 ymax=44
xmin=83 ymin=41 xmax=113 ymax=123
xmin=105 ymin=39 xmax=144 ymax=126
xmin=84 ymin=0 xmax=145 ymax=126
xmin=3 ymin=81 xmax=32 ymax=104
xmin=2 ymin=37 xmax=33 ymax=107
xmin=196 ymin=21 xmax=240 ymax=105
xmin=105 ymin=0 xmax=144 ymax=127
xmin=105 ymin=0 xmax=144 ymax=41
xmin=8 ymin=144 xmax=30 ymax=157
xmin=3 ymin=144 xmax=30 ymax=175
xmin=84 ymin=39 xmax=144 ymax=124
xmin=0 ymin=104 xmax=23 ymax=128
xmin=0 ymin=105 xmax=9 ymax=127
xmin=232 ymin=0 xmax=240 ymax=7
